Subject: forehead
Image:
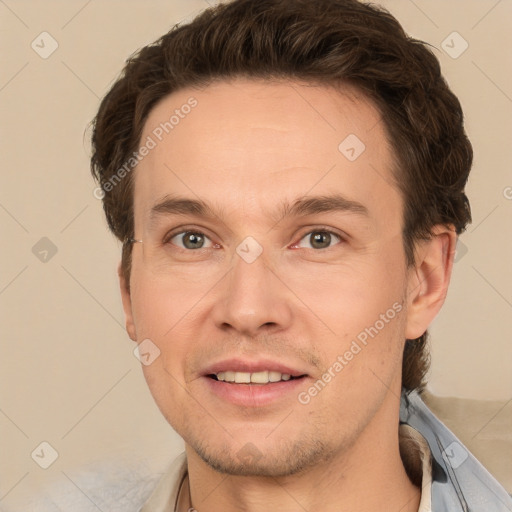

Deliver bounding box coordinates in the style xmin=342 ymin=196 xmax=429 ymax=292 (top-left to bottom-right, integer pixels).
xmin=133 ymin=78 xmax=401 ymax=230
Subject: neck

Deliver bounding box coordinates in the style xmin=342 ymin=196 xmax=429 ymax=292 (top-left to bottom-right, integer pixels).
xmin=182 ymin=392 xmax=421 ymax=512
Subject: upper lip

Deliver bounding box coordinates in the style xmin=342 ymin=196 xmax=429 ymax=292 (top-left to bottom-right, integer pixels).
xmin=202 ymin=358 xmax=308 ymax=378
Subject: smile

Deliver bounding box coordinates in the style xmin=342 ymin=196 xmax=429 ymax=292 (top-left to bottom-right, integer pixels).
xmin=210 ymin=370 xmax=304 ymax=384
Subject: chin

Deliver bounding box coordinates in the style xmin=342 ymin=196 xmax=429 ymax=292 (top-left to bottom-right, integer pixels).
xmin=188 ymin=433 xmax=332 ymax=478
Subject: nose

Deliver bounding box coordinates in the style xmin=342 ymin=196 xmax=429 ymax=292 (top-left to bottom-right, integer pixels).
xmin=211 ymin=249 xmax=293 ymax=337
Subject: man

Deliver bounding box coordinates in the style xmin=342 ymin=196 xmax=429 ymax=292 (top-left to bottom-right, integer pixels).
xmin=90 ymin=0 xmax=511 ymax=510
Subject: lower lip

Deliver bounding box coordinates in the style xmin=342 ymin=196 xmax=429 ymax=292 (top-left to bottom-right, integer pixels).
xmin=203 ymin=376 xmax=307 ymax=407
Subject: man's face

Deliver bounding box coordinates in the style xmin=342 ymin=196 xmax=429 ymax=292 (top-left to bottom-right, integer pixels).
xmin=124 ymin=79 xmax=415 ymax=476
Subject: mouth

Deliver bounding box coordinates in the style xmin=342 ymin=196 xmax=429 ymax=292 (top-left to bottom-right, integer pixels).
xmin=208 ymin=370 xmax=307 ymax=384
xmin=201 ymin=359 xmax=310 ymax=406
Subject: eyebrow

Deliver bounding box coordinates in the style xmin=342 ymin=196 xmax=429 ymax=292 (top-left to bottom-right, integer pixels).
xmin=149 ymin=193 xmax=369 ymax=225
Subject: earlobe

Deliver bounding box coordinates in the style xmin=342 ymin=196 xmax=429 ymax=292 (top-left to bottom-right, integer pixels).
xmin=405 ymin=226 xmax=457 ymax=340
xmin=118 ymin=263 xmax=137 ymax=341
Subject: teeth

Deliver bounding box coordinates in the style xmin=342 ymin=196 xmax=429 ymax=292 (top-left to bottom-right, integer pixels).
xmin=235 ymin=372 xmax=251 ymax=383
xmin=215 ymin=371 xmax=295 ymax=384
xmin=251 ymin=371 xmax=268 ymax=383
xmin=268 ymin=371 xmax=282 ymax=382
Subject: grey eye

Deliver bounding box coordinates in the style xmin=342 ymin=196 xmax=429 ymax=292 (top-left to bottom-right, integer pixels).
xmin=170 ymin=231 xmax=213 ymax=250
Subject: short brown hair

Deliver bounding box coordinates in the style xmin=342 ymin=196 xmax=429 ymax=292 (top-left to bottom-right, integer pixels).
xmin=90 ymin=0 xmax=472 ymax=392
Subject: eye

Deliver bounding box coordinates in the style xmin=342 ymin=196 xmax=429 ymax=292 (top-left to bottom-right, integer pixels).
xmin=168 ymin=231 xmax=214 ymax=250
xmin=296 ymin=230 xmax=343 ymax=250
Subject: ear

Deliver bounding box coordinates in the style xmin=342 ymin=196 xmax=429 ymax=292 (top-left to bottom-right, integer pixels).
xmin=405 ymin=225 xmax=457 ymax=340
xmin=118 ymin=262 xmax=137 ymax=341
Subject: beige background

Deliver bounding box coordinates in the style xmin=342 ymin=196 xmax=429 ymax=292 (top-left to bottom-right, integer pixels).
xmin=1 ymin=0 xmax=511 ymax=508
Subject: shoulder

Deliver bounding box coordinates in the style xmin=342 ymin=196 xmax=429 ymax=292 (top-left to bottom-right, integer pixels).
xmin=3 ymin=457 xmax=163 ymax=512
xmin=401 ymin=389 xmax=512 ymax=512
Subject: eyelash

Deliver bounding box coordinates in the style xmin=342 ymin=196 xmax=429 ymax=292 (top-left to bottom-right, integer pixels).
xmin=291 ymin=228 xmax=344 ymax=250
xmin=163 ymin=226 xmax=346 ymax=251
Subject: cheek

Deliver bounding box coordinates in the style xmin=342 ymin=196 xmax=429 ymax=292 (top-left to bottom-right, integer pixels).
xmin=287 ymin=248 xmax=408 ymax=386
xmin=130 ymin=269 xmax=202 ymax=338
xmin=129 ymin=269 xmax=214 ymax=384
xmin=291 ymin=253 xmax=406 ymax=330
xmin=130 ymin=276 xmax=200 ymax=420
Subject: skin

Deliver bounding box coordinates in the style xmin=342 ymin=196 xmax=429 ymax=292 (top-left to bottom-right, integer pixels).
xmin=119 ymin=78 xmax=456 ymax=512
